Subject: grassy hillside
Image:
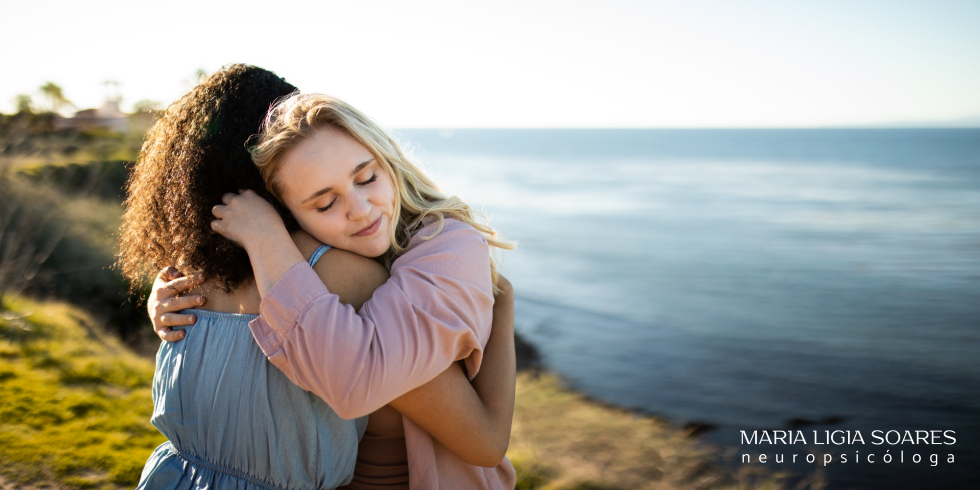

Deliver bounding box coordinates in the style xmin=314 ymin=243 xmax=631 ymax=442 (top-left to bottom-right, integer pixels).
xmin=0 ymin=297 xmax=164 ymax=489
xmin=2 ymin=123 xmax=153 ymax=350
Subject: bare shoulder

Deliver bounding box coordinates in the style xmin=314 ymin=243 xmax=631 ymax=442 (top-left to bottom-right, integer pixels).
xmin=313 ymin=248 xmax=389 ymax=310
xmin=290 ymin=229 xmax=323 ymax=260
xmin=316 ymin=248 xmax=387 ymax=281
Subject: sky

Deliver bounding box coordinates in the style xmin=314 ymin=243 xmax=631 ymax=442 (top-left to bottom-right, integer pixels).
xmin=3 ymin=0 xmax=979 ymax=127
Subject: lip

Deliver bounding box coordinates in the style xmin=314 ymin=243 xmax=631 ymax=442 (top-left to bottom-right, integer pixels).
xmin=353 ymin=216 xmax=382 ymax=237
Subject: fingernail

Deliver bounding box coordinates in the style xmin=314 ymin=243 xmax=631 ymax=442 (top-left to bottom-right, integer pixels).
xmin=190 ymin=315 xmax=197 ymax=323
xmin=197 ymin=296 xmax=205 ymax=305
xmin=178 ymin=332 xmax=185 ymax=339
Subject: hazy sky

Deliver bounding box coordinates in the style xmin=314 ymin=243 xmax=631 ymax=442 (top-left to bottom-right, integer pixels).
xmin=4 ymin=0 xmax=979 ymax=127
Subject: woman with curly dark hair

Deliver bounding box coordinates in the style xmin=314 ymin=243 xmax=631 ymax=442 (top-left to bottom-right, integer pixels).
xmin=120 ymin=65 xmax=516 ymax=489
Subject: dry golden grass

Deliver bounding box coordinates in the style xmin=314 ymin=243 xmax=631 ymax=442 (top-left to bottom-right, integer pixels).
xmin=507 ymin=373 xmax=806 ymax=490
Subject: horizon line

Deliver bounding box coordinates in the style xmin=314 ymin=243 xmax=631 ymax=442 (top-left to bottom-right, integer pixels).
xmin=392 ymin=125 xmax=980 ymax=130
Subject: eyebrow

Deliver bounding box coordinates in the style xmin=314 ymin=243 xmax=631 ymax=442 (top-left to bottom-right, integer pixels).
xmin=301 ymin=158 xmax=376 ymax=205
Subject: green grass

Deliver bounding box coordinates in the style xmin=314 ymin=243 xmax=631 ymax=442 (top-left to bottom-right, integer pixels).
xmin=0 ymin=297 xmax=165 ymax=489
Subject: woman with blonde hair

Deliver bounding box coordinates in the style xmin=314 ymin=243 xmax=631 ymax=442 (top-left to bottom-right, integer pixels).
xmin=206 ymin=92 xmax=517 ymax=489
xmin=131 ymin=66 xmax=516 ymax=489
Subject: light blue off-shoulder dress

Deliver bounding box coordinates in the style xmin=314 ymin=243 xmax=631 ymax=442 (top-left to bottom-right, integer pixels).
xmin=138 ymin=245 xmax=366 ymax=490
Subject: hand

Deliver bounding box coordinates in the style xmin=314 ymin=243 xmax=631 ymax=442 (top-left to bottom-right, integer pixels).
xmin=211 ymin=190 xmax=289 ymax=252
xmin=211 ymin=190 xmax=305 ymax=296
xmin=149 ymin=267 xmax=206 ymax=342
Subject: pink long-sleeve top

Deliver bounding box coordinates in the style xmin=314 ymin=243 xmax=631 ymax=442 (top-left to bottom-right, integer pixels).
xmin=249 ymin=218 xmax=516 ymax=490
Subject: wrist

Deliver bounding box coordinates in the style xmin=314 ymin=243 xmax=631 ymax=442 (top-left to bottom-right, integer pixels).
xmin=245 ymin=231 xmax=306 ymax=296
xmin=245 ymin=227 xmax=293 ymax=255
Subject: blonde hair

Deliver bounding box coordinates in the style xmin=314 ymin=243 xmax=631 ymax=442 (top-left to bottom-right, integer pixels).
xmin=251 ymin=93 xmax=514 ymax=288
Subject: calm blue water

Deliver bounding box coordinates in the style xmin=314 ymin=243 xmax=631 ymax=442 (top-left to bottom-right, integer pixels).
xmin=397 ymin=129 xmax=980 ymax=489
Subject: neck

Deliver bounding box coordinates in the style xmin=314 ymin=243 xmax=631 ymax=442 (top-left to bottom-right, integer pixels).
xmin=187 ymin=278 xmax=262 ymax=315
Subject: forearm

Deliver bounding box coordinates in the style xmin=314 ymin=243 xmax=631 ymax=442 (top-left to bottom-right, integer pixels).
xmin=244 ymin=228 xmax=305 ymax=296
xmin=388 ymin=279 xmax=516 ymax=467
xmin=251 ymin=261 xmax=490 ymax=419
xmin=388 ymin=363 xmax=507 ymax=467
xmin=469 ymin=293 xmax=516 ymax=453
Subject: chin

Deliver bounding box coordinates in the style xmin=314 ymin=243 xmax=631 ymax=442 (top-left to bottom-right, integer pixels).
xmin=367 ymin=236 xmax=392 ymax=257
xmin=366 ymin=243 xmax=388 ymax=258
xmin=345 ymin=240 xmax=382 ymax=258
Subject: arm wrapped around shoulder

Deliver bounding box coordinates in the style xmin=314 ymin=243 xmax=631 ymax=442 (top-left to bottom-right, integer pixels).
xmin=250 ymin=219 xmax=494 ymax=419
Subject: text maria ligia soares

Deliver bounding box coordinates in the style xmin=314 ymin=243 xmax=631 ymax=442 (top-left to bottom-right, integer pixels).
xmin=738 ymin=429 xmax=957 ymax=467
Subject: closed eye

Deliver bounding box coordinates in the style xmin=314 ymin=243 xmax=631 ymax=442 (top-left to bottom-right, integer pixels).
xmin=316 ymin=172 xmax=375 ymax=212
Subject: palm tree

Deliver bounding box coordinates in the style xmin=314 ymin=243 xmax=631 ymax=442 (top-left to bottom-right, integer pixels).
xmin=13 ymin=94 xmax=33 ymax=113
xmin=39 ymin=82 xmax=72 ymax=114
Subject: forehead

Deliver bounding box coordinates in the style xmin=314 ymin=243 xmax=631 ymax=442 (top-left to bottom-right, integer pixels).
xmin=281 ymin=125 xmax=372 ymax=174
xmin=278 ymin=126 xmax=374 ymax=198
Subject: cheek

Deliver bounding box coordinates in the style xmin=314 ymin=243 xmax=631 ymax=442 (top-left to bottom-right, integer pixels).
xmin=386 ymin=189 xmax=396 ymax=211
xmin=295 ymin=211 xmax=344 ymax=243
xmin=378 ymin=176 xmax=396 ymax=211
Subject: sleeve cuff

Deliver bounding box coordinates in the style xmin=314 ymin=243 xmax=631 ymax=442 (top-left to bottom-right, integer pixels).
xmin=248 ymin=262 xmax=328 ymax=358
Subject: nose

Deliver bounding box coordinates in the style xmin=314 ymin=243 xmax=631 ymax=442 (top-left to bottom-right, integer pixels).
xmin=348 ymin=191 xmax=372 ymax=220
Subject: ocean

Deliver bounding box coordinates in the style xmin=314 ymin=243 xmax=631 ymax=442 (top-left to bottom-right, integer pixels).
xmin=395 ymin=128 xmax=980 ymax=489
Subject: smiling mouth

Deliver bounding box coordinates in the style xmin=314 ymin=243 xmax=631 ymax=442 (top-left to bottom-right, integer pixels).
xmin=353 ymin=217 xmax=382 ymax=237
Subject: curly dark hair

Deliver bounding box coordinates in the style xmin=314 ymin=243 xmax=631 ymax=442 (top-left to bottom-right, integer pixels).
xmin=117 ymin=64 xmax=299 ymax=292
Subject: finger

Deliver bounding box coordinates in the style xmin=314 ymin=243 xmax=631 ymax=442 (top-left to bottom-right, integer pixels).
xmin=222 ymin=192 xmax=238 ymax=204
xmin=157 ymin=312 xmax=197 ymax=329
xmin=212 ymin=204 xmax=226 ymax=218
xmin=156 ymin=267 xmax=178 ymax=283
xmin=165 ymin=275 xmax=205 ymax=295
xmin=157 ymin=326 xmax=187 ymax=342
xmin=161 ymin=294 xmax=206 ymax=311
xmin=211 ymin=219 xmax=224 ymax=234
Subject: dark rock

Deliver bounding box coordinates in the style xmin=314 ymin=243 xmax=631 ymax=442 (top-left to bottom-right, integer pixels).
xmin=515 ymin=330 xmax=542 ymax=372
